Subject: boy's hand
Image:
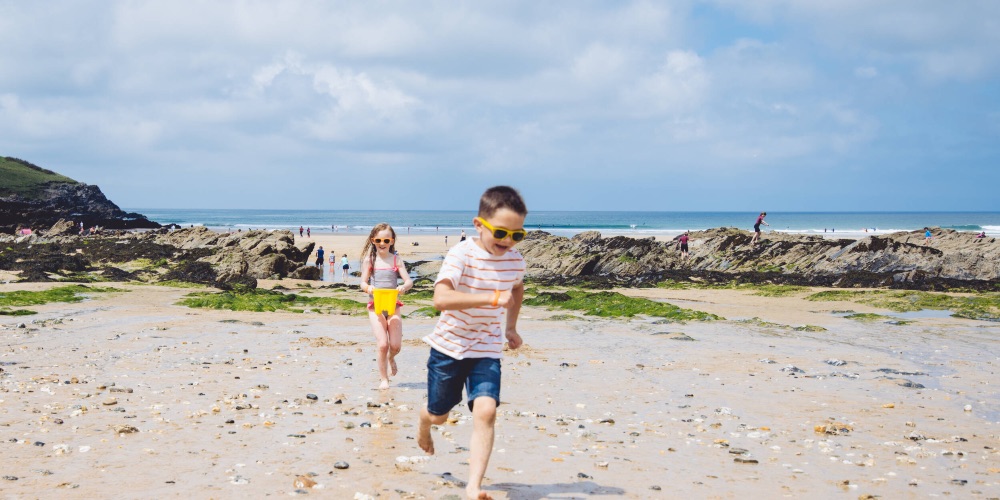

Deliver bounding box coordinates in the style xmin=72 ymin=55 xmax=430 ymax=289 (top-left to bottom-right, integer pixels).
xmin=505 ymin=329 xmax=523 ymax=350
xmin=495 ymin=290 xmax=514 ymax=307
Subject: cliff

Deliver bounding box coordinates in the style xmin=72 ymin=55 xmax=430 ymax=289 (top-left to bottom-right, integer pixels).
xmin=0 ymin=156 xmax=160 ymax=233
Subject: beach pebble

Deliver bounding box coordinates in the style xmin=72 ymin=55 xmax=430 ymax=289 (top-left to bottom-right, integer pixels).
xmin=781 ymin=365 xmax=804 ymax=374
xmin=306 ymin=394 xmax=318 ymax=401
xmin=230 ymin=475 xmax=249 ymax=485
xmin=825 ymin=359 xmax=847 ymax=366
xmin=577 ymin=472 xmax=592 ymax=479
xmin=333 ymin=461 xmax=349 ymax=470
xmin=963 ymin=405 xmax=972 ymax=412
xmin=734 ymin=457 xmax=759 ymax=464
xmin=112 ymin=424 xmax=139 ymax=434
xmin=293 ymin=475 xmax=317 ymax=488
xmin=103 ymin=398 xmax=117 ymax=406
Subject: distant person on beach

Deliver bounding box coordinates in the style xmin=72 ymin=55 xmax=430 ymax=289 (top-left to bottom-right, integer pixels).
xmin=329 ymin=253 xmax=336 ymax=273
xmin=924 ymin=228 xmax=932 ymax=244
xmin=460 ymin=229 xmax=466 ymax=242
xmin=359 ymin=223 xmax=413 ymax=390
xmin=445 ymin=235 xmax=448 ymax=246
xmin=977 ymin=231 xmax=987 ymax=239
xmin=299 ymin=226 xmax=303 ymax=237
xmin=315 ymin=246 xmax=324 ymax=267
xmin=306 ymin=227 xmax=311 ymax=238
xmin=418 ymin=186 xmax=527 ymax=499
xmin=341 ymin=254 xmax=350 ymax=281
xmin=677 ymin=231 xmax=690 ymax=259
xmin=750 ymin=212 xmax=769 ymax=246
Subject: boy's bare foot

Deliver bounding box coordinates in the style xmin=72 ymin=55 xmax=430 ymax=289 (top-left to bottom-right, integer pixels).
xmin=417 ymin=413 xmax=435 ymax=455
xmin=378 ymin=379 xmax=389 ymax=390
xmin=389 ymin=356 xmax=398 ymax=376
xmin=466 ymin=486 xmax=493 ymax=499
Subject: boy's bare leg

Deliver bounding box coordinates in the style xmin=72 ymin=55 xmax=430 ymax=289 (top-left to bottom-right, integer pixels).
xmin=418 ymin=407 xmax=447 ymax=454
xmin=467 ymin=396 xmax=497 ymax=500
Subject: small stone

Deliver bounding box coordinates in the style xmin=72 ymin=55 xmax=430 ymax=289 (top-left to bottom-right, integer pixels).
xmin=306 ymin=394 xmax=318 ymax=401
xmin=950 ymin=479 xmax=968 ymax=486
xmin=360 ymin=422 xmax=371 ymax=428
xmin=3 ymin=475 xmax=18 ymax=481
xmin=288 ymin=434 xmax=306 ymax=438
xmin=103 ymin=398 xmax=118 ymax=406
xmin=964 ymin=405 xmax=972 ymax=412
xmin=293 ymin=475 xmax=317 ymax=488
xmin=333 ymin=461 xmax=349 ymax=470
xmin=112 ymin=424 xmax=139 ymax=434
xmin=577 ymin=472 xmax=592 ymax=479
xmin=33 ymin=441 xmax=45 ymax=447
xmin=734 ymin=457 xmax=758 ymax=464
xmin=650 ymin=485 xmax=662 ymax=491
xmin=343 ymin=422 xmax=355 ymax=430
xmin=597 ymin=418 xmax=615 ymax=425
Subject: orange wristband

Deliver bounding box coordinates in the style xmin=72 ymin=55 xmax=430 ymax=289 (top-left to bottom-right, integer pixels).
xmin=491 ymin=290 xmax=501 ymax=307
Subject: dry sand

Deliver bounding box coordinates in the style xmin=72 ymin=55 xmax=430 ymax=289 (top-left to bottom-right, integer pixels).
xmin=2 ymin=263 xmax=1000 ymax=498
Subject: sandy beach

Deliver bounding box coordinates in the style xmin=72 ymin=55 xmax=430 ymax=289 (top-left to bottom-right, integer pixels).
xmin=2 ymin=233 xmax=999 ymax=498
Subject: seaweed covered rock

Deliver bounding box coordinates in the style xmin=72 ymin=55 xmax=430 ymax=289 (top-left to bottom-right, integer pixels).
xmin=518 ymin=228 xmax=1000 ymax=291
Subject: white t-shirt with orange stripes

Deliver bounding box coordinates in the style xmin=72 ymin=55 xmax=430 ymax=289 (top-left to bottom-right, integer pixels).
xmin=423 ymin=238 xmax=526 ymax=360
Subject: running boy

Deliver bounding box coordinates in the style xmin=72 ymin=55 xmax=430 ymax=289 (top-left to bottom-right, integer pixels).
xmin=418 ymin=186 xmax=527 ymax=500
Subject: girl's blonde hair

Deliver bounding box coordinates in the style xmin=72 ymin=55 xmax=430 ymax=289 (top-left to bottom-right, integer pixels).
xmin=360 ymin=223 xmax=397 ymax=272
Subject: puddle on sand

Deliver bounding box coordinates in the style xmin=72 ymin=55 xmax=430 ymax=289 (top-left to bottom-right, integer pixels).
xmin=890 ymin=309 xmax=956 ymax=320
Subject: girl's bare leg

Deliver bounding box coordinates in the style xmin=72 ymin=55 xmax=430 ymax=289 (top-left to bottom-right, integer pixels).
xmin=386 ymin=314 xmax=403 ymax=376
xmin=367 ymin=311 xmax=390 ymax=388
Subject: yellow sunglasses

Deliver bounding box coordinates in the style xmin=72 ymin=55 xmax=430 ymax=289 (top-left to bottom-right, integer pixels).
xmin=372 ymin=238 xmax=394 ymax=244
xmin=476 ymin=217 xmax=526 ymax=242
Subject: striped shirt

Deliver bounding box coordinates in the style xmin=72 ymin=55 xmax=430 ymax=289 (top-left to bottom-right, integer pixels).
xmin=423 ymin=238 xmax=525 ymax=359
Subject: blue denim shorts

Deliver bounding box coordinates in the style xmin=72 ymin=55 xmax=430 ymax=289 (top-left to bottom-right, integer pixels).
xmin=426 ymin=348 xmax=501 ymax=415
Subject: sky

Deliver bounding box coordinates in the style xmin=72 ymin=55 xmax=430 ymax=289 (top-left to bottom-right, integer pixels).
xmin=1 ymin=1 xmax=998 ymax=212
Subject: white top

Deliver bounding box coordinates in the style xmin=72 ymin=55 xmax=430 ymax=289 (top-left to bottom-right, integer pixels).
xmin=422 ymin=238 xmax=525 ymax=359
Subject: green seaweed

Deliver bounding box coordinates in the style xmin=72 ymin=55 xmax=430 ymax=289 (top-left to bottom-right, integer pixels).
xmin=524 ymin=290 xmax=720 ymax=322
xmin=403 ymin=289 xmax=435 ymax=301
xmin=735 ymin=317 xmax=789 ymax=329
xmin=806 ymin=290 xmax=1000 ymax=321
xmin=178 ymin=289 xmax=366 ymax=314
xmin=843 ymin=313 xmax=893 ymax=322
xmin=655 ymin=280 xmax=806 ymax=297
xmin=793 ymin=325 xmax=828 ymax=332
xmin=0 ymin=285 xmax=124 ymax=308
xmin=406 ymin=306 xmax=441 ymax=318
xmin=0 ymin=308 xmax=36 ymax=316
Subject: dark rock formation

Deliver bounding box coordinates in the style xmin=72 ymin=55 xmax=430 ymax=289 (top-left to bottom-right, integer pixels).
xmin=517 ymin=228 xmax=1000 ymax=291
xmin=0 ymin=227 xmax=316 ymax=284
xmin=1 ymin=183 xmax=160 ymax=234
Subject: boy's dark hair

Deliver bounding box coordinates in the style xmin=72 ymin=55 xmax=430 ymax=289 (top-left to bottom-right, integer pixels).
xmin=478 ymin=186 xmax=528 ymax=218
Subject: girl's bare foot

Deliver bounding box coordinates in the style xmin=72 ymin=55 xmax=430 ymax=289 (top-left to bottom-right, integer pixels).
xmin=389 ymin=356 xmax=398 ymax=376
xmin=466 ymin=486 xmax=493 ymax=499
xmin=378 ymin=379 xmax=389 ymax=390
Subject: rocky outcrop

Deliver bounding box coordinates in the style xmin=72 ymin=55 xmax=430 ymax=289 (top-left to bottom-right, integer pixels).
xmin=0 ymin=227 xmax=315 ymax=284
xmin=517 ymin=228 xmax=1000 ymax=290
xmin=1 ymin=182 xmax=160 ymax=234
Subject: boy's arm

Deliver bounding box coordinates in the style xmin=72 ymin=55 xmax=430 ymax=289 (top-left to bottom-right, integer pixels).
xmin=433 ymin=279 xmax=505 ymax=311
xmin=504 ymin=282 xmax=525 ymax=349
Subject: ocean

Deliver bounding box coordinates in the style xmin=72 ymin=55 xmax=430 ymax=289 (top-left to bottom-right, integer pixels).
xmin=129 ymin=209 xmax=1000 ymax=239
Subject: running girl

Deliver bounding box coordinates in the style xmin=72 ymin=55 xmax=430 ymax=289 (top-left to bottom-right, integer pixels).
xmin=359 ymin=223 xmax=413 ymax=389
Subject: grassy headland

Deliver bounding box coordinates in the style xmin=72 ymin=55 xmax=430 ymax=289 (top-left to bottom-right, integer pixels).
xmin=0 ymin=156 xmax=78 ymax=199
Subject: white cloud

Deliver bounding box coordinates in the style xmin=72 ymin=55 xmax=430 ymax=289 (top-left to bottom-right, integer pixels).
xmin=624 ymin=50 xmax=709 ymax=116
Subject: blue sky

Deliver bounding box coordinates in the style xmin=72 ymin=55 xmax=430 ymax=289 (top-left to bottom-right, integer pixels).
xmin=1 ymin=1 xmax=998 ymax=211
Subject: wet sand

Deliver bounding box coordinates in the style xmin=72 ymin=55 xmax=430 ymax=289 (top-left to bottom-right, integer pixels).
xmin=2 ymin=280 xmax=999 ymax=498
